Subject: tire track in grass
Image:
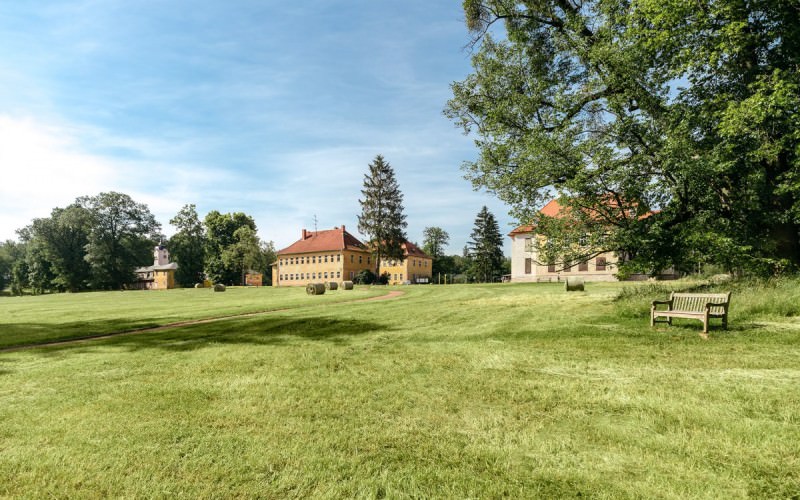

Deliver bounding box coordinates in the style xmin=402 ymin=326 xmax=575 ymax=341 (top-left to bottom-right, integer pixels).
xmin=0 ymin=290 xmax=405 ymax=352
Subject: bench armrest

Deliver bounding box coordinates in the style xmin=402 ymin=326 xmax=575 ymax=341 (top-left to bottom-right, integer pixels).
xmin=705 ymin=302 xmax=729 ymax=311
xmin=651 ymin=300 xmax=672 ymax=306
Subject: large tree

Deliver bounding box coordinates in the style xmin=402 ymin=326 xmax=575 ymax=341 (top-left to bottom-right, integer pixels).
xmin=80 ymin=192 xmax=160 ymax=289
xmin=358 ymin=154 xmax=408 ymax=276
xmin=169 ymin=204 xmax=206 ymax=287
xmin=203 ymin=211 xmax=257 ymax=285
xmin=468 ymin=206 xmax=504 ymax=282
xmin=422 ymin=226 xmax=451 ymax=276
xmin=446 ymin=0 xmax=800 ymax=275
xmin=26 ymin=204 xmax=92 ymax=292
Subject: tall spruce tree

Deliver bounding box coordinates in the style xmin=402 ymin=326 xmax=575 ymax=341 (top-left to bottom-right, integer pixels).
xmin=468 ymin=206 xmax=504 ymax=283
xmin=358 ymin=154 xmax=408 ymax=277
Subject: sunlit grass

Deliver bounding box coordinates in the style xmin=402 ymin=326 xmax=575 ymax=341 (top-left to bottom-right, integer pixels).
xmin=1 ymin=281 xmax=798 ymax=497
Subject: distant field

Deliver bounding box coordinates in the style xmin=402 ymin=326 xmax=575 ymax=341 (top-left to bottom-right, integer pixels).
xmin=0 ymin=285 xmax=384 ymax=349
xmin=1 ymin=281 xmax=799 ymax=497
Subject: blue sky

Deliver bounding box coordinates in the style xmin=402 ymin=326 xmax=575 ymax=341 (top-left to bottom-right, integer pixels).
xmin=0 ymin=1 xmax=513 ymax=254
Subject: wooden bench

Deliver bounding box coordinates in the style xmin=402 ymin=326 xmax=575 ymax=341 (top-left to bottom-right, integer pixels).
xmin=651 ymin=292 xmax=731 ymax=336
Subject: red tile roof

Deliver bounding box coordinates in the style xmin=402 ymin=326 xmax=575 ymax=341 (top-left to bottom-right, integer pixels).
xmin=508 ymin=200 xmax=566 ymax=236
xmin=277 ymin=226 xmax=368 ymax=255
xmin=402 ymin=241 xmax=431 ymax=259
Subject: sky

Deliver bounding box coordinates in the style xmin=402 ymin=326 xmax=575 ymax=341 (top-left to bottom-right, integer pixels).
xmin=0 ymin=1 xmax=514 ymax=255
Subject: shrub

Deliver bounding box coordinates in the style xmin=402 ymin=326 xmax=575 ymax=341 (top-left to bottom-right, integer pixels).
xmin=355 ymin=269 xmax=376 ymax=285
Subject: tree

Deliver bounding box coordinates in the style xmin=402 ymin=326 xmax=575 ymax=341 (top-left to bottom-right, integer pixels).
xmin=169 ymin=204 xmax=206 ymax=287
xmin=446 ymin=0 xmax=800 ymax=276
xmin=422 ymin=227 xmax=450 ymax=259
xmin=27 ymin=204 xmax=92 ymax=292
xmin=422 ymin=226 xmax=451 ymax=276
xmin=203 ymin=211 xmax=257 ymax=285
xmin=80 ymin=192 xmax=160 ymax=289
xmin=468 ymin=206 xmax=504 ymax=283
xmin=357 ymin=154 xmax=408 ymax=276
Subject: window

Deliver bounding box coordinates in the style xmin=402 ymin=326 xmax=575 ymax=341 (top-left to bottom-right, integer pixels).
xmin=312 ymin=256 xmax=316 ymax=264
xmin=324 ymin=272 xmax=328 ymax=279
xmin=336 ymin=271 xmax=340 ymax=278
xmin=525 ymin=258 xmax=532 ymax=274
xmin=400 ymin=273 xmax=403 ymax=281
xmin=524 ymin=237 xmax=533 ymax=251
xmin=579 ymin=234 xmax=588 ymax=247
xmin=359 ymin=255 xmax=363 ymax=264
xmin=313 ymin=272 xmax=316 ymax=279
xmin=324 ymin=255 xmax=328 ymax=263
xmin=337 ymin=254 xmax=341 ymax=262
xmin=578 ymin=261 xmax=588 ymax=272
xmin=367 ymin=256 xmax=371 ymax=264
xmin=290 ymin=257 xmax=294 ymax=265
xmin=596 ymin=257 xmax=606 ymax=271
xmin=350 ymin=255 xmax=354 ymax=263
xmin=547 ymin=262 xmax=556 ymax=273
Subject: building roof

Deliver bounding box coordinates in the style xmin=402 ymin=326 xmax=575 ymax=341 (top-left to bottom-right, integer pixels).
xmin=135 ymin=263 xmax=178 ymax=273
xmin=509 ymin=198 xmax=657 ymax=236
xmin=277 ymin=226 xmax=368 ymax=255
xmin=509 ymin=200 xmax=565 ymax=236
xmin=402 ymin=241 xmax=431 ymax=259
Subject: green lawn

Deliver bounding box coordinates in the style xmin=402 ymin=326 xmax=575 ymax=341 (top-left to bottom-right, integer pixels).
xmin=1 ymin=282 xmax=799 ymax=498
xmin=0 ymin=285 xmax=384 ymax=349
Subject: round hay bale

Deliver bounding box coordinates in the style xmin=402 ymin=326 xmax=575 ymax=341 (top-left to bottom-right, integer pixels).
xmin=306 ymin=283 xmax=326 ymax=295
xmin=326 ymin=281 xmax=339 ymax=290
xmin=342 ymin=280 xmax=354 ymax=290
xmin=564 ymin=277 xmax=584 ymax=292
xmin=213 ymin=284 xmax=226 ymax=292
xmin=194 ymin=283 xmax=203 ymax=289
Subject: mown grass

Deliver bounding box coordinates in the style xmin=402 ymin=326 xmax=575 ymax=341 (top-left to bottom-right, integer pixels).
xmin=1 ymin=281 xmax=799 ymax=498
xmin=0 ymin=286 xmax=384 ymax=349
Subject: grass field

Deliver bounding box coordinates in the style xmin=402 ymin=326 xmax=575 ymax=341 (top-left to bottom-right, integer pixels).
xmin=1 ymin=281 xmax=799 ymax=498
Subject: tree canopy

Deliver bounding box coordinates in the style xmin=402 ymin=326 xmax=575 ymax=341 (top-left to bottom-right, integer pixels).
xmin=358 ymin=154 xmax=408 ymax=276
xmin=169 ymin=204 xmax=206 ymax=287
xmin=447 ymin=0 xmax=800 ymax=275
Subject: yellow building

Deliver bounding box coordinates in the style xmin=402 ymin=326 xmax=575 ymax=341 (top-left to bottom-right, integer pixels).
xmin=272 ymin=226 xmax=373 ymax=286
xmin=379 ymin=241 xmax=433 ymax=285
xmin=132 ymin=245 xmax=178 ymax=290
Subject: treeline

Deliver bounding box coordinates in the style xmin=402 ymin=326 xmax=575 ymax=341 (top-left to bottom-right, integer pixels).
xmin=0 ymin=192 xmax=275 ymax=294
xmin=422 ymin=206 xmax=510 ymax=283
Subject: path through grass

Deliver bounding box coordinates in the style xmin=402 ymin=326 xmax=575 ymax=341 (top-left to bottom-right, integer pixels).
xmin=1 ymin=282 xmax=798 ymax=497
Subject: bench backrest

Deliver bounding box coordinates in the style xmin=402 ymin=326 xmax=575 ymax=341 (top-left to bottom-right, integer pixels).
xmin=670 ymin=292 xmax=730 ymax=313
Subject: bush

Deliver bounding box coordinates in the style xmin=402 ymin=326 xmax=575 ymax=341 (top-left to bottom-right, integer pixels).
xmin=354 ymin=269 xmax=376 ymax=285
xmin=377 ymin=272 xmax=390 ymax=285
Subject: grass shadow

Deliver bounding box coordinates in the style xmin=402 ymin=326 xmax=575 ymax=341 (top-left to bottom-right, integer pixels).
xmin=0 ymin=314 xmax=393 ymax=358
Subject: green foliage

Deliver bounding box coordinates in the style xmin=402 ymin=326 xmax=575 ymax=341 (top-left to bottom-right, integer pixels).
xmin=422 ymin=226 xmax=449 ymax=259
xmin=169 ymin=204 xmax=206 ymax=287
xmin=357 ymin=155 xmax=408 ymax=276
xmin=447 ymin=0 xmax=800 ymax=276
xmin=80 ymin=192 xmax=160 ymax=290
xmin=467 ymin=206 xmax=504 ymax=282
xmin=203 ymin=211 xmax=257 ymax=285
xmin=354 ymin=269 xmax=376 ymax=285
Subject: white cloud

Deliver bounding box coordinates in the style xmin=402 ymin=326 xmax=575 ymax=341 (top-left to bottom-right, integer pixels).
xmin=0 ymin=115 xmax=123 ymax=238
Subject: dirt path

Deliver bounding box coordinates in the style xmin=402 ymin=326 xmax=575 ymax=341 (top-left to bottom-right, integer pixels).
xmin=1 ymin=289 xmax=406 ymax=353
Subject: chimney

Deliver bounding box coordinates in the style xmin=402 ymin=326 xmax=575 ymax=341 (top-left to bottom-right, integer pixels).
xmin=302 ymin=229 xmax=308 ymax=240
xmin=341 ymin=225 xmax=345 ymax=233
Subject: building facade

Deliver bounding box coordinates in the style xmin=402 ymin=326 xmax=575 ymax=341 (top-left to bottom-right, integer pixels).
xmin=132 ymin=245 xmax=178 ymax=290
xmin=379 ymin=241 xmax=433 ymax=285
xmin=272 ymin=226 xmax=374 ymax=287
xmin=509 ymin=199 xmax=674 ymax=282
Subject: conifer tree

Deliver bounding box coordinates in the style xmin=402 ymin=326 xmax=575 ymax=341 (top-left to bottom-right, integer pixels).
xmin=358 ymin=154 xmax=407 ymax=277
xmin=468 ymin=206 xmax=504 ymax=283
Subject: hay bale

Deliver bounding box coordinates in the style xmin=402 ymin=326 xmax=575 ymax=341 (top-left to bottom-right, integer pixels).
xmin=342 ymin=280 xmax=354 ymax=290
xmin=306 ymin=283 xmax=326 ymax=295
xmin=564 ymin=277 xmax=584 ymax=292
xmin=326 ymin=281 xmax=339 ymax=290
xmin=213 ymin=284 xmax=226 ymax=292
xmin=194 ymin=283 xmax=203 ymax=289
